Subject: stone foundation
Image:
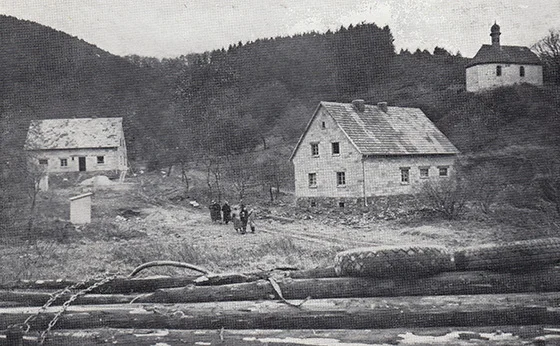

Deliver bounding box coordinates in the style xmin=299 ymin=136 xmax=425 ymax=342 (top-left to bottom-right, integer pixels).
xmin=296 ymin=195 xmax=418 ymax=214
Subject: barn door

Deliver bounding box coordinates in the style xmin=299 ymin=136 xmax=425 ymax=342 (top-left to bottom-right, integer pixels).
xmin=78 ymin=157 xmax=86 ymax=171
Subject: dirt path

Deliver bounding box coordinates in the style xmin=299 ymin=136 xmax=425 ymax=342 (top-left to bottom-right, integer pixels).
xmin=258 ymin=222 xmax=378 ymax=247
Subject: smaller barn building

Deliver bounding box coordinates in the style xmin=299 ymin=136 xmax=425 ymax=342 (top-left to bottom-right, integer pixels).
xmin=466 ymin=23 xmax=542 ymax=92
xmin=24 ymin=117 xmax=128 ymax=174
xmin=290 ymin=100 xmax=459 ymax=208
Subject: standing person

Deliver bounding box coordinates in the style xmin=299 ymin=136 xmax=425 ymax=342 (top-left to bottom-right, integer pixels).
xmin=213 ymin=200 xmax=222 ymax=223
xmin=239 ymin=204 xmax=249 ymax=234
xmin=209 ymin=200 xmax=221 ymax=223
xmin=248 ymin=207 xmax=256 ymax=233
xmin=232 ymin=206 xmax=242 ymax=233
xmin=208 ymin=200 xmax=216 ymax=222
xmin=222 ymin=201 xmax=231 ymax=225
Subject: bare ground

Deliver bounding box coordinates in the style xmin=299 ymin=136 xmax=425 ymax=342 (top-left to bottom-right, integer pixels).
xmin=1 ymin=173 xmax=558 ymax=283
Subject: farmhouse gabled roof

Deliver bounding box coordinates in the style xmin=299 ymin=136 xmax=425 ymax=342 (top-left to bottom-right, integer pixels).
xmin=466 ymin=44 xmax=541 ymax=68
xmin=290 ymin=102 xmax=459 ymax=160
xmin=24 ymin=117 xmax=123 ymax=150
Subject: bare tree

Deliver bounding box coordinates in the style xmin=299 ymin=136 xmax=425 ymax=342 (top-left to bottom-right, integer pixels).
xmin=533 ymin=29 xmax=560 ymax=85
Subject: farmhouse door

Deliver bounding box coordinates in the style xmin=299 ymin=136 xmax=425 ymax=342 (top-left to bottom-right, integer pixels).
xmin=78 ymin=157 xmax=86 ymax=171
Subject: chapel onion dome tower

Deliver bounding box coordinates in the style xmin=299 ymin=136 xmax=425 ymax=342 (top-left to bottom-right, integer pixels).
xmin=490 ymin=22 xmax=501 ymax=47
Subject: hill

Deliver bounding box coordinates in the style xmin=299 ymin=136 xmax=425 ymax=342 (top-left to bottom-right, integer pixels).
xmin=1 ymin=15 xmax=559 ymax=231
xmin=0 ymin=14 xmax=169 ymax=160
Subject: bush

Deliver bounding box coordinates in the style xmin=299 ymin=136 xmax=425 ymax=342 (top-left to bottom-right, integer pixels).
xmin=418 ymin=177 xmax=467 ymax=220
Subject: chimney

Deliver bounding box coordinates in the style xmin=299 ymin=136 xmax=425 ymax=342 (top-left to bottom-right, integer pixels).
xmin=351 ymin=99 xmax=365 ymax=112
xmin=377 ymin=102 xmax=388 ymax=113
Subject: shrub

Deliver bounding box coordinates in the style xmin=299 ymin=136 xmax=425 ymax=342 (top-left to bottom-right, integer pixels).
xmin=418 ymin=177 xmax=467 ymax=220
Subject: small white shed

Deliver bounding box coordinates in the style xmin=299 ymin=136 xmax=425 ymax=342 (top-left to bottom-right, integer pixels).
xmin=70 ymin=192 xmax=93 ymax=224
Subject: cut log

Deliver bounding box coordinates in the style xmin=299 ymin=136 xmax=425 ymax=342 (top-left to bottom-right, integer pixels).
xmin=3 ymin=326 xmax=553 ymax=346
xmin=0 ymin=291 xmax=140 ymax=306
xmin=1 ymin=293 xmax=560 ymax=331
xmin=6 ymin=268 xmax=560 ymax=306
xmin=145 ymin=267 xmax=560 ymax=303
xmin=455 ymin=237 xmax=560 ymax=272
xmin=0 ymin=268 xmax=338 ymax=293
xmin=335 ymin=246 xmax=453 ymax=278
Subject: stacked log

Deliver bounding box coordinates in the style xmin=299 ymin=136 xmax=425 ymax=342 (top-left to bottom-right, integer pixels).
xmin=2 ymin=238 xmax=560 ymax=345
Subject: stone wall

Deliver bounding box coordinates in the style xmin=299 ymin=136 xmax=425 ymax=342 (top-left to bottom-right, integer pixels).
xmin=296 ymin=194 xmax=418 ymax=214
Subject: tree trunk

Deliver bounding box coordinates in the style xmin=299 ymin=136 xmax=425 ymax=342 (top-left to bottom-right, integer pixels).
xmin=0 ymin=268 xmax=337 ymax=292
xmin=2 ymin=293 xmax=560 ymax=331
xmin=145 ymin=268 xmax=560 ymax=304
xmin=0 ymin=291 xmax=139 ymax=306
xmin=23 ymin=326 xmax=551 ymax=346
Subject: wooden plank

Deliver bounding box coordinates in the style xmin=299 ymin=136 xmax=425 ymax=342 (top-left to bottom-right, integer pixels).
xmin=1 ymin=326 xmax=555 ymax=346
xmin=1 ymin=293 xmax=560 ymax=331
xmin=145 ymin=268 xmax=560 ymax=303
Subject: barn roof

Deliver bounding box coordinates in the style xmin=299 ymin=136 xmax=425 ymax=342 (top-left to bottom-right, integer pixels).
xmin=290 ymin=102 xmax=459 ymax=160
xmin=466 ymin=44 xmax=541 ymax=67
xmin=24 ymin=117 xmax=123 ymax=150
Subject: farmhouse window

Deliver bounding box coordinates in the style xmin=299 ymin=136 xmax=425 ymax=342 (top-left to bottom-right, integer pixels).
xmin=520 ymin=66 xmax=525 ymax=77
xmin=310 ymin=199 xmax=317 ymax=207
xmin=60 ymin=158 xmax=68 ymax=167
xmin=400 ymin=167 xmax=410 ymax=184
xmin=336 ymin=172 xmax=346 ymax=186
xmin=338 ymin=201 xmax=345 ymax=208
xmin=311 ymin=143 xmax=319 ymax=156
xmin=496 ymin=65 xmax=502 ymax=76
xmin=419 ymin=167 xmax=429 ymax=179
xmin=97 ymin=156 xmax=105 ymax=164
xmin=38 ymin=159 xmax=48 ymax=165
xmin=308 ymin=173 xmax=317 ymax=187
xmin=438 ymin=166 xmax=449 ymax=177
xmin=332 ymin=142 xmax=340 ymax=155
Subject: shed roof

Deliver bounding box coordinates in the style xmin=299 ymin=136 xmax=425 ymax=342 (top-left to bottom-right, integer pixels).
xmin=466 ymin=44 xmax=541 ymax=67
xmin=25 ymin=117 xmax=123 ymax=150
xmin=291 ymin=102 xmax=459 ymax=159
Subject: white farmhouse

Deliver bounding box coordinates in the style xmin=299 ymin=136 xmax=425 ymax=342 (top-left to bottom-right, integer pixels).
xmin=466 ymin=23 xmax=543 ymax=92
xmin=24 ymin=117 xmax=128 ymax=174
xmin=290 ymin=100 xmax=459 ymax=208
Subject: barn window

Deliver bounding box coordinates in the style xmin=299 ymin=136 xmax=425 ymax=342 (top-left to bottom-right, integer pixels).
xmin=308 ymin=173 xmax=317 ymax=187
xmin=400 ymin=167 xmax=410 ymax=184
xmin=496 ymin=65 xmax=502 ymax=76
xmin=60 ymin=158 xmax=68 ymax=167
xmin=419 ymin=167 xmax=429 ymax=179
xmin=38 ymin=159 xmax=48 ymax=165
xmin=336 ymin=172 xmax=346 ymax=186
xmin=310 ymin=143 xmax=319 ymax=156
xmin=520 ymin=66 xmax=525 ymax=77
xmin=438 ymin=166 xmax=449 ymax=177
xmin=332 ymin=142 xmax=340 ymax=155
xmin=97 ymin=156 xmax=105 ymax=164
xmin=321 ymin=121 xmax=326 ymax=129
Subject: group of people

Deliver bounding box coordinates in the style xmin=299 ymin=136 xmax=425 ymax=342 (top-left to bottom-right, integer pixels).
xmin=209 ymin=200 xmax=255 ymax=234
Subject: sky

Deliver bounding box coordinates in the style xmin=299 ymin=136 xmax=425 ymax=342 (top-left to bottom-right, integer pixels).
xmin=1 ymin=0 xmax=559 ymax=59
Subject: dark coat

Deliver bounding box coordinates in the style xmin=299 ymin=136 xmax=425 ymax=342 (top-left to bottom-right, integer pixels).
xmin=209 ymin=203 xmax=221 ymax=221
xmin=222 ymin=203 xmax=231 ymax=222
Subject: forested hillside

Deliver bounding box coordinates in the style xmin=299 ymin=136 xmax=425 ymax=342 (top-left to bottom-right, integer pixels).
xmin=1 ymin=14 xmax=559 ymax=225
